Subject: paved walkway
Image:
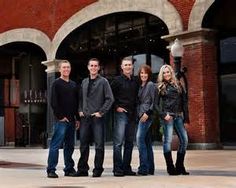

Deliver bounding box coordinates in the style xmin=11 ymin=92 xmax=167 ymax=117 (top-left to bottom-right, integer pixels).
xmin=0 ymin=147 xmax=235 ymax=188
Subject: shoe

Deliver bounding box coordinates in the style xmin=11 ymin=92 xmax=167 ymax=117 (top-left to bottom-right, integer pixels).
xmin=137 ymin=171 xmax=148 ymax=176
xmin=64 ymin=169 xmax=77 ymax=177
xmin=75 ymin=171 xmax=89 ymax=177
xmin=113 ymin=171 xmax=124 ymax=177
xmin=124 ymin=170 xmax=136 ymax=176
xmin=47 ymin=172 xmax=59 ymax=178
xmin=148 ymin=170 xmax=155 ymax=175
xmin=92 ymin=171 xmax=102 ymax=177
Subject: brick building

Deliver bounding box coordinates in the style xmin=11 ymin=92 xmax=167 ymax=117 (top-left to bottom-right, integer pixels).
xmin=0 ymin=0 xmax=235 ymax=148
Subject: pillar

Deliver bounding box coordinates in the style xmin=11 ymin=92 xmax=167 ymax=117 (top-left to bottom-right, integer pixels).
xmin=41 ymin=59 xmax=60 ymax=148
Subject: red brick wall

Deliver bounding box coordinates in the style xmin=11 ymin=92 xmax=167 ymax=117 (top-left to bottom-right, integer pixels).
xmin=0 ymin=0 xmax=196 ymax=39
xmin=0 ymin=0 xmax=97 ymax=39
xmin=183 ymin=42 xmax=220 ymax=143
xmin=168 ymin=0 xmax=195 ymax=30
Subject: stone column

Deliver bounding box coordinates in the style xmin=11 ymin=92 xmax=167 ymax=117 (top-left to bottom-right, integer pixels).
xmin=41 ymin=60 xmax=60 ymax=148
xmin=162 ymin=29 xmax=221 ymax=149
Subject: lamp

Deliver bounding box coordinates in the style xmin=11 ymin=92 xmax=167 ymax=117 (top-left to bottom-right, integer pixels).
xmin=170 ymin=38 xmax=184 ymax=80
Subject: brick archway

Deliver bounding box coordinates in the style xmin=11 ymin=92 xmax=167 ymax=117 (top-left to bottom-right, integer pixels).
xmin=50 ymin=0 xmax=183 ymax=60
xmin=188 ymin=0 xmax=214 ymax=30
xmin=0 ymin=28 xmax=51 ymax=59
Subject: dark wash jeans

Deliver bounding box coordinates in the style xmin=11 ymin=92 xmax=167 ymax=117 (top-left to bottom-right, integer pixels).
xmin=136 ymin=118 xmax=154 ymax=174
xmin=113 ymin=112 xmax=136 ymax=173
xmin=77 ymin=116 xmax=105 ymax=173
xmin=47 ymin=121 xmax=75 ymax=173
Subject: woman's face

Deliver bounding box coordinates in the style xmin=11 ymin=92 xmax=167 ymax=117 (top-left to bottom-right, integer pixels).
xmin=163 ymin=67 xmax=172 ymax=82
xmin=140 ymin=69 xmax=149 ymax=83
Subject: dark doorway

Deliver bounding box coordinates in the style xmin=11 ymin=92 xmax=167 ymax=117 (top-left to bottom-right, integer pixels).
xmin=0 ymin=42 xmax=47 ymax=146
xmin=56 ymin=12 xmax=169 ymax=141
xmin=203 ymin=0 xmax=236 ymax=143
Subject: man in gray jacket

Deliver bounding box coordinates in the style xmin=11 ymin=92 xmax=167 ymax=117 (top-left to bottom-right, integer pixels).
xmin=75 ymin=58 xmax=114 ymax=178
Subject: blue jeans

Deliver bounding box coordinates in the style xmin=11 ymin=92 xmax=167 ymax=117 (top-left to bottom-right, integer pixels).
xmin=136 ymin=118 xmax=154 ymax=174
xmin=77 ymin=116 xmax=105 ymax=173
xmin=113 ymin=112 xmax=136 ymax=173
xmin=47 ymin=121 xmax=75 ymax=173
xmin=163 ymin=116 xmax=188 ymax=154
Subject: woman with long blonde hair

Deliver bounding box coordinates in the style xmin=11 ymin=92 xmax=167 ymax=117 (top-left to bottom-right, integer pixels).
xmin=156 ymin=64 xmax=189 ymax=175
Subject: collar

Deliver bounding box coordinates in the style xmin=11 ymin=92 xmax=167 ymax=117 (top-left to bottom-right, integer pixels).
xmin=89 ymin=74 xmax=101 ymax=81
xmin=121 ymin=73 xmax=133 ymax=80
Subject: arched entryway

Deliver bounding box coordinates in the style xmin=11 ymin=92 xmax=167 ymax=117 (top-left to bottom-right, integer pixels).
xmin=56 ymin=11 xmax=169 ymax=141
xmin=0 ymin=42 xmax=47 ymax=146
xmin=203 ymin=0 xmax=236 ymax=144
xmin=50 ymin=0 xmax=182 ymax=60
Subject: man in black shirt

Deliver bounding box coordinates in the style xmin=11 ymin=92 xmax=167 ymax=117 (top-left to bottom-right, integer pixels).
xmin=111 ymin=57 xmax=139 ymax=176
xmin=75 ymin=58 xmax=114 ymax=178
xmin=46 ymin=60 xmax=79 ymax=178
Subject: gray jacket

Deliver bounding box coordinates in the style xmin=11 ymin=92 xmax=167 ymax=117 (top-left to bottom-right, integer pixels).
xmin=79 ymin=75 xmax=114 ymax=116
xmin=137 ymin=81 xmax=156 ymax=118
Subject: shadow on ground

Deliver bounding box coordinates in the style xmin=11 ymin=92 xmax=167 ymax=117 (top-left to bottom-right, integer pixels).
xmin=0 ymin=161 xmax=45 ymax=169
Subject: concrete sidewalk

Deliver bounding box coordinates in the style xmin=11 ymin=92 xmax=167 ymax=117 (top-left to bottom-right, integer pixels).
xmin=0 ymin=147 xmax=235 ymax=188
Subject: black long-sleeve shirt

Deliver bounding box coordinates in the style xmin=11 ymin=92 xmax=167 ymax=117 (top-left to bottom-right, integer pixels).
xmin=50 ymin=78 xmax=79 ymax=122
xmin=111 ymin=74 xmax=139 ymax=114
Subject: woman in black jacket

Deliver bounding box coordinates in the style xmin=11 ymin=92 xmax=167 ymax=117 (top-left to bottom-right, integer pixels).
xmin=156 ymin=64 xmax=189 ymax=175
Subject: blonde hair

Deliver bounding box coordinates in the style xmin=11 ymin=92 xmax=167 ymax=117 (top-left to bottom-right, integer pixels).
xmin=157 ymin=64 xmax=182 ymax=95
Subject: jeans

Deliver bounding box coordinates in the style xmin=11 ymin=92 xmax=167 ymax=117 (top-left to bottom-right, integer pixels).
xmin=136 ymin=118 xmax=154 ymax=174
xmin=163 ymin=116 xmax=188 ymax=154
xmin=47 ymin=121 xmax=75 ymax=173
xmin=77 ymin=116 xmax=105 ymax=173
xmin=113 ymin=112 xmax=136 ymax=173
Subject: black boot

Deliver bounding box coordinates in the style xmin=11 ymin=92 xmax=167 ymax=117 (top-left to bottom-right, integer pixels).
xmin=175 ymin=152 xmax=189 ymax=175
xmin=164 ymin=152 xmax=178 ymax=175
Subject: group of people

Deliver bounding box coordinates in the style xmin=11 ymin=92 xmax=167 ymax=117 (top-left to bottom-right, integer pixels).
xmin=46 ymin=57 xmax=189 ymax=178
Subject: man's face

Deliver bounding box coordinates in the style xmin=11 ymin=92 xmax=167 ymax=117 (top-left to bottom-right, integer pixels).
xmin=121 ymin=60 xmax=133 ymax=75
xmin=59 ymin=62 xmax=71 ymax=77
xmin=88 ymin=60 xmax=100 ymax=76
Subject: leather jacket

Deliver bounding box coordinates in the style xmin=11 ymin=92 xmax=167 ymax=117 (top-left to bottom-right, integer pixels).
xmin=155 ymin=82 xmax=189 ymax=123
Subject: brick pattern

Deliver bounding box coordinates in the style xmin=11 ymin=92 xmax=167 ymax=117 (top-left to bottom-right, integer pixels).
xmin=168 ymin=0 xmax=195 ymax=30
xmin=182 ymin=42 xmax=220 ymax=143
xmin=0 ymin=0 xmax=196 ymax=39
xmin=0 ymin=0 xmax=97 ymax=39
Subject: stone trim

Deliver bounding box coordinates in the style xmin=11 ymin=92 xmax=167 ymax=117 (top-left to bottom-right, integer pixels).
xmin=50 ymin=0 xmax=183 ymax=60
xmin=41 ymin=59 xmax=61 ymax=73
xmin=188 ymin=0 xmax=215 ymax=30
xmin=188 ymin=143 xmax=222 ymax=150
xmin=161 ymin=28 xmax=217 ymax=48
xmin=0 ymin=28 xmax=51 ymax=59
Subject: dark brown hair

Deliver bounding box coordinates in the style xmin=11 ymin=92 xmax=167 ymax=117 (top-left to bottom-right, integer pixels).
xmin=88 ymin=58 xmax=100 ymax=66
xmin=138 ymin=64 xmax=152 ymax=83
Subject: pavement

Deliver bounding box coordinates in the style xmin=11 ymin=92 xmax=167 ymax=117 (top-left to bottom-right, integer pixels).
xmin=0 ymin=146 xmax=236 ymax=188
